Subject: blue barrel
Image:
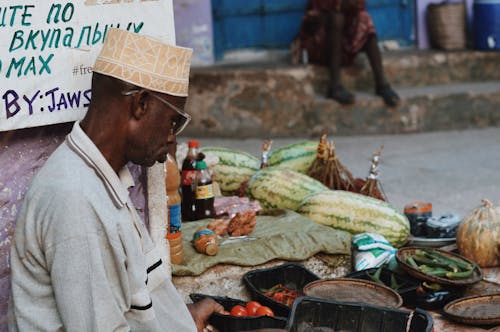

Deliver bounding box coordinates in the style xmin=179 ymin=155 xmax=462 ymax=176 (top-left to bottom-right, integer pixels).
xmin=473 ymin=0 xmax=500 ymax=50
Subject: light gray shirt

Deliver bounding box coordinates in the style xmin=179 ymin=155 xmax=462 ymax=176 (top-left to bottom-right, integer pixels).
xmin=9 ymin=122 xmax=196 ymax=332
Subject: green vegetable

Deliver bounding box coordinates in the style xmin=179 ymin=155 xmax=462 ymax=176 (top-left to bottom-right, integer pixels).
xmin=368 ymin=267 xmax=384 ymax=286
xmin=390 ymin=274 xmax=407 ymax=291
xmin=423 ymin=282 xmax=442 ymax=291
xmin=412 ymin=252 xmax=456 ymax=271
xmin=418 ymin=265 xmax=448 ymax=277
xmin=426 ymin=251 xmax=474 ymax=271
xmin=406 ymin=256 xmax=419 ymax=269
xmin=445 ymin=269 xmax=474 ymax=279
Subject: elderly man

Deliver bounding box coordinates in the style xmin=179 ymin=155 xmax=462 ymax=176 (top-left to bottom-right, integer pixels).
xmin=8 ymin=28 xmax=285 ymax=332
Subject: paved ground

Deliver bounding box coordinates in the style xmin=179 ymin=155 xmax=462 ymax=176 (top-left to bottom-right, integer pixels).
xmin=179 ymin=126 xmax=500 ymax=218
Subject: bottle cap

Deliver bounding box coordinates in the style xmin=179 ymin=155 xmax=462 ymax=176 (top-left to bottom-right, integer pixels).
xmin=204 ymin=242 xmax=218 ymax=256
xmin=196 ymin=160 xmax=207 ymax=169
xmin=188 ymin=140 xmax=199 ymax=148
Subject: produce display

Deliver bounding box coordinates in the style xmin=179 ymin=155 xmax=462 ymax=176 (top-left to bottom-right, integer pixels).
xmin=404 ymin=249 xmax=476 ymax=280
xmin=298 ymin=190 xmax=410 ymax=247
xmin=245 ymin=167 xmax=328 ymax=211
xmin=456 ymin=199 xmax=500 ymax=267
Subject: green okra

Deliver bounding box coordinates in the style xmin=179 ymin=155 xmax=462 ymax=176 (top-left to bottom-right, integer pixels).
xmin=406 ymin=255 xmax=419 ymax=269
xmin=426 ymin=251 xmax=474 ymax=271
xmin=368 ymin=267 xmax=384 ymax=286
xmin=445 ymin=269 xmax=474 ymax=279
xmin=411 ymin=253 xmax=458 ymax=271
xmin=418 ymin=265 xmax=449 ymax=277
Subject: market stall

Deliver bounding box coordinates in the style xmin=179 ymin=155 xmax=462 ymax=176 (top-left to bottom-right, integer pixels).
xmin=167 ymin=136 xmax=500 ymax=332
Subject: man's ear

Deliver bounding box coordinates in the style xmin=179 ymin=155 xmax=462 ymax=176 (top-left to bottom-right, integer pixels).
xmin=131 ymin=90 xmax=148 ymax=120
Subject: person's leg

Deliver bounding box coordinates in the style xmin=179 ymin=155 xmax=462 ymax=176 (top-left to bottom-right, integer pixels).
xmin=327 ymin=11 xmax=355 ymax=104
xmin=363 ymin=34 xmax=400 ymax=107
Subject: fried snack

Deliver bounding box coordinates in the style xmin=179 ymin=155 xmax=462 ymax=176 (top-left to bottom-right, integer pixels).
xmin=227 ymin=210 xmax=257 ymax=236
xmin=207 ymin=219 xmax=229 ymax=236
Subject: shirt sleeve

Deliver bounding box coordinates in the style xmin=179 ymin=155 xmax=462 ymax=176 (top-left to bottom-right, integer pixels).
xmin=43 ymin=191 xmax=130 ymax=332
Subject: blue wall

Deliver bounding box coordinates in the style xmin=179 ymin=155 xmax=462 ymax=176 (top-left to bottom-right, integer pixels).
xmin=212 ymin=0 xmax=415 ymax=60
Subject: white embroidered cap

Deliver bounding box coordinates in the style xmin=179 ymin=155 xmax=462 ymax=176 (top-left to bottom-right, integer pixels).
xmin=93 ymin=28 xmax=193 ymax=97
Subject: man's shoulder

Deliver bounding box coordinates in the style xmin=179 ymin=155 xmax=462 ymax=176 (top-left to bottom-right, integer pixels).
xmin=30 ymin=142 xmax=100 ymax=196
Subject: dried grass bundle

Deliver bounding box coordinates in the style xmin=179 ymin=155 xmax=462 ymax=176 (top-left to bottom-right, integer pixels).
xmin=308 ymin=134 xmax=356 ymax=191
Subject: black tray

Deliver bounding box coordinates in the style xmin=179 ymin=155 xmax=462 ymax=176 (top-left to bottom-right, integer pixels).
xmin=242 ymin=262 xmax=320 ymax=318
xmin=189 ymin=293 xmax=287 ymax=332
xmin=346 ymin=268 xmax=420 ymax=306
xmin=286 ymin=296 xmax=434 ymax=332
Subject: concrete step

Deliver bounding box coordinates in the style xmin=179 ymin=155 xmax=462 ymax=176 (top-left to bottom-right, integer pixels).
xmin=184 ymin=50 xmax=500 ymax=138
xmin=309 ymin=81 xmax=500 ymax=137
xmin=183 ymin=79 xmax=500 ymax=138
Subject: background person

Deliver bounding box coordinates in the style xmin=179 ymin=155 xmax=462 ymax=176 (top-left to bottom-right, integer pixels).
xmin=295 ymin=0 xmax=400 ymax=106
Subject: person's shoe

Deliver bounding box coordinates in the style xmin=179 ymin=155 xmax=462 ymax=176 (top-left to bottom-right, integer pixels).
xmin=376 ymin=84 xmax=400 ymax=107
xmin=328 ymin=85 xmax=355 ymax=105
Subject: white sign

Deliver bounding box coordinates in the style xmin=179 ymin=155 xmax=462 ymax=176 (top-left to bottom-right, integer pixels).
xmin=0 ymin=0 xmax=175 ymax=132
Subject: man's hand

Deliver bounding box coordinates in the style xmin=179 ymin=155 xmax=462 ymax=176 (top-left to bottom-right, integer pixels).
xmin=187 ymin=298 xmax=225 ymax=332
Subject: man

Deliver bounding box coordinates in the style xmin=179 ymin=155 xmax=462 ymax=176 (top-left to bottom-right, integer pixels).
xmin=296 ymin=0 xmax=400 ymax=106
xmin=8 ymin=28 xmax=284 ymax=332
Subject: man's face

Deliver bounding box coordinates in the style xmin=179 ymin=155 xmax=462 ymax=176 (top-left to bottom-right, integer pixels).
xmin=127 ymin=91 xmax=188 ymax=167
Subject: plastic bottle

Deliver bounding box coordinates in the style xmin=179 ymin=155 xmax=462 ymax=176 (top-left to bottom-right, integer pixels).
xmin=193 ymin=227 xmax=219 ymax=256
xmin=181 ymin=140 xmax=199 ymax=221
xmin=194 ymin=160 xmax=216 ymax=220
xmin=165 ymin=150 xmax=183 ymax=265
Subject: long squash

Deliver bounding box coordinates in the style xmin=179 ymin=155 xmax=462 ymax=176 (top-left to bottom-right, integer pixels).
xmin=298 ymin=190 xmax=410 ymax=247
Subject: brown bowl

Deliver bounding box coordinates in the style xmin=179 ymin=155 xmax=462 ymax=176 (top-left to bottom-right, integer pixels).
xmin=443 ymin=293 xmax=500 ymax=326
xmin=395 ymin=247 xmax=483 ymax=286
xmin=303 ymin=278 xmax=403 ymax=308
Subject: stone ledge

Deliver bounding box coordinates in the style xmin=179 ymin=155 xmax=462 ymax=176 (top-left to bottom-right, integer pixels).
xmin=183 ymin=79 xmax=500 ymax=138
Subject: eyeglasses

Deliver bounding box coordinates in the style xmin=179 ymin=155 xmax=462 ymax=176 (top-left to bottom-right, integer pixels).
xmin=122 ymin=89 xmax=191 ymax=135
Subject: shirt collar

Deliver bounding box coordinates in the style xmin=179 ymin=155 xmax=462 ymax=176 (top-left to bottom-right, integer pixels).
xmin=66 ymin=121 xmax=133 ymax=208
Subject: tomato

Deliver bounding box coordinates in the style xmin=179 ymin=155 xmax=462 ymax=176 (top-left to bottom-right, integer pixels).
xmin=255 ymin=305 xmax=274 ymax=317
xmin=230 ymin=305 xmax=248 ymax=317
xmin=245 ymin=301 xmax=262 ymax=316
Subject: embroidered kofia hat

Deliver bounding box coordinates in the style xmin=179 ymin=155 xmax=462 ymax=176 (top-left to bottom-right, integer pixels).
xmin=93 ymin=28 xmax=193 ymax=97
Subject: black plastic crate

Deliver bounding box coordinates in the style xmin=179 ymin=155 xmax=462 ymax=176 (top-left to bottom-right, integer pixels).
xmin=189 ymin=293 xmax=287 ymax=332
xmin=346 ymin=268 xmax=420 ymax=307
xmin=286 ymin=296 xmax=434 ymax=332
xmin=242 ymin=262 xmax=321 ymax=318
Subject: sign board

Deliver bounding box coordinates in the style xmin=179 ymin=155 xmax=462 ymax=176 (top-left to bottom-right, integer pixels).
xmin=0 ymin=0 xmax=175 ymax=132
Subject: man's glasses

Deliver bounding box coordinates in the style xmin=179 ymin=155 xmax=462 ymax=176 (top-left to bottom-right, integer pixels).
xmin=122 ymin=89 xmax=191 ymax=135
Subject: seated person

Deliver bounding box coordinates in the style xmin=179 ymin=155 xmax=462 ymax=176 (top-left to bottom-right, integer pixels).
xmin=296 ymin=0 xmax=400 ymax=106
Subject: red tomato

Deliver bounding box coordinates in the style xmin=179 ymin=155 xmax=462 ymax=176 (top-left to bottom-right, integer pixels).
xmin=230 ymin=305 xmax=248 ymax=317
xmin=256 ymin=305 xmax=274 ymax=317
xmin=245 ymin=301 xmax=262 ymax=316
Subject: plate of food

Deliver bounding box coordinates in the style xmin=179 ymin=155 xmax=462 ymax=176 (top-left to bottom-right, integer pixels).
xmin=396 ymin=247 xmax=482 ymax=286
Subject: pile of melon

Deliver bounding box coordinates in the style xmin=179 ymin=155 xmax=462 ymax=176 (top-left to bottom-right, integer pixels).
xmin=202 ymin=142 xmax=410 ymax=248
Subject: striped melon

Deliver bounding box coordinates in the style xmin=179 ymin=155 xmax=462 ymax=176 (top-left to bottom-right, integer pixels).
xmin=268 ymin=141 xmax=317 ymax=173
xmin=202 ymin=147 xmax=259 ymax=195
xmin=298 ymin=190 xmax=410 ymax=247
xmin=246 ymin=167 xmax=328 ymax=211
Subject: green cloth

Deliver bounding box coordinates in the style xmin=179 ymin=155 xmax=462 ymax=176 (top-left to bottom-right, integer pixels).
xmin=172 ymin=210 xmax=351 ymax=276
